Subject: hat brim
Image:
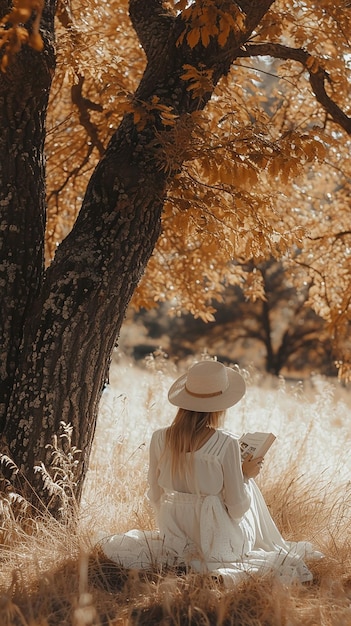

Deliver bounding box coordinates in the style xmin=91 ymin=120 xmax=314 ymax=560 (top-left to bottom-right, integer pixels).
xmin=168 ymin=367 xmax=246 ymax=412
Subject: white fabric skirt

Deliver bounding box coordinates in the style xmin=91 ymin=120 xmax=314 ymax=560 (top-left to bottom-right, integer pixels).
xmin=99 ymin=481 xmax=322 ymax=585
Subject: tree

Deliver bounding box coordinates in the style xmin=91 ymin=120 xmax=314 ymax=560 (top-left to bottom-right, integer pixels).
xmin=1 ymin=0 xmax=350 ymax=509
xmin=127 ymin=259 xmax=335 ymax=377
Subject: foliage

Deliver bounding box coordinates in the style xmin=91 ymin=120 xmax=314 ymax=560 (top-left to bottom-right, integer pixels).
xmin=37 ymin=0 xmax=351 ymax=378
xmin=0 ymin=0 xmax=44 ymax=71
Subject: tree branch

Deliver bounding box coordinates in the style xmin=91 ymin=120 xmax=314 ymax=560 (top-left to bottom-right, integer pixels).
xmin=131 ymin=0 xmax=276 ymax=116
xmin=71 ymin=74 xmax=105 ymax=157
xmin=56 ymin=0 xmax=74 ymax=29
xmin=235 ymin=0 xmax=275 ymax=32
xmin=237 ymin=42 xmax=351 ymax=135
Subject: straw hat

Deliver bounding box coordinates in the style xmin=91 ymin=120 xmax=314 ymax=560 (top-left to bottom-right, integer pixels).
xmin=168 ymin=360 xmax=246 ymax=412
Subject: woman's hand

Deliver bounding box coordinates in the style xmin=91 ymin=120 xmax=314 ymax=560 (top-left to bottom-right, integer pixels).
xmin=242 ymin=454 xmax=264 ymax=479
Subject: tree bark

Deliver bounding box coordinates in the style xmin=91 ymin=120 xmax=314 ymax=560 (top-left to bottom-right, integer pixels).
xmin=0 ymin=1 xmax=56 ymax=432
xmin=1 ymin=0 xmax=276 ymax=510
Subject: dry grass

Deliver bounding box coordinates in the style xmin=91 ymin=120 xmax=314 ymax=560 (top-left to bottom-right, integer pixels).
xmin=1 ymin=351 xmax=351 ymax=625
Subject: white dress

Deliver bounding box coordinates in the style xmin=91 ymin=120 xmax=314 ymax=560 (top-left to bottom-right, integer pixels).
xmin=100 ymin=428 xmax=319 ymax=584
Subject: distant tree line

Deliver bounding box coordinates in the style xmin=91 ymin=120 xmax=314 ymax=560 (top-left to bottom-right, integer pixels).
xmin=126 ymin=258 xmax=336 ymax=378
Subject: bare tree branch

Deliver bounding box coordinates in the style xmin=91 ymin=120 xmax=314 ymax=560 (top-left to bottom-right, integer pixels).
xmin=238 ymin=42 xmax=351 ymax=135
xmin=56 ymin=0 xmax=74 ymax=29
xmin=71 ymin=74 xmax=105 ymax=157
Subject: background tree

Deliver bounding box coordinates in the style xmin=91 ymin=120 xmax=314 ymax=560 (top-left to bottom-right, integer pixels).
xmin=124 ymin=258 xmax=335 ymax=377
xmin=0 ymin=0 xmax=350 ymax=509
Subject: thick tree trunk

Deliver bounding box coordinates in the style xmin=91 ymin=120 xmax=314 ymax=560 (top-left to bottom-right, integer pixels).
xmin=4 ymin=116 xmax=168 ymax=505
xmin=1 ymin=0 xmax=276 ymax=511
xmin=0 ymin=1 xmax=56 ymax=431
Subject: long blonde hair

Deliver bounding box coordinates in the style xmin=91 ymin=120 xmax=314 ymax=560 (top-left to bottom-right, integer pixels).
xmin=165 ymin=408 xmax=225 ymax=477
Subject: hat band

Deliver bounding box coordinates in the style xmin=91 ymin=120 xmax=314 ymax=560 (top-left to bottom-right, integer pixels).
xmin=185 ymin=384 xmax=223 ymax=398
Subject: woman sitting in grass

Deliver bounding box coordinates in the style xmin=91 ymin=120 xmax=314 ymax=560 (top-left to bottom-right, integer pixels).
xmin=100 ymin=360 xmax=320 ymax=584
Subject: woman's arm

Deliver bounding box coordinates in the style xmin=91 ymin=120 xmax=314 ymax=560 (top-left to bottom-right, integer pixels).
xmin=222 ymin=436 xmax=252 ymax=521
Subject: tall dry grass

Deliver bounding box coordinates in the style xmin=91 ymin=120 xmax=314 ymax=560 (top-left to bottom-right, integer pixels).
xmin=1 ymin=350 xmax=351 ymax=625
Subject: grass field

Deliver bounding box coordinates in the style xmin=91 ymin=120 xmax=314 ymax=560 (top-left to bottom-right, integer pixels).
xmin=1 ymin=351 xmax=351 ymax=625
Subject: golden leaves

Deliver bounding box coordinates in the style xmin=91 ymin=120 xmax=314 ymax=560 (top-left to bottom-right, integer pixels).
xmin=42 ymin=0 xmax=351 ymax=374
xmin=133 ymin=79 xmax=336 ymax=321
xmin=180 ymin=64 xmax=214 ymax=99
xmin=176 ymin=0 xmax=246 ymax=49
xmin=118 ymin=96 xmax=178 ymax=131
xmin=265 ymin=132 xmax=327 ymax=184
xmin=0 ymin=0 xmax=44 ymax=72
xmin=155 ymin=113 xmax=197 ymax=175
xmin=45 ymin=0 xmax=144 ymax=262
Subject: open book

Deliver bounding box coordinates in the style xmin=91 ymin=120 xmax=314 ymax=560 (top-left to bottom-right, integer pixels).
xmin=239 ymin=431 xmax=276 ymax=460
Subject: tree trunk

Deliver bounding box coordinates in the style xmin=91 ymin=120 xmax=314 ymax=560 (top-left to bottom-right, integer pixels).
xmin=0 ymin=1 xmax=56 ymax=431
xmin=4 ymin=116 xmax=169 ymax=506
xmin=1 ymin=0 xmax=276 ymax=511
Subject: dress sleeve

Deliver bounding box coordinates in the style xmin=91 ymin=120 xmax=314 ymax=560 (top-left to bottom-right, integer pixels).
xmin=147 ymin=429 xmax=164 ymax=513
xmin=222 ymin=435 xmax=251 ymax=521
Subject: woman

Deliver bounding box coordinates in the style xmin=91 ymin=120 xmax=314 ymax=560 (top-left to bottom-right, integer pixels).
xmin=100 ymin=360 xmax=318 ymax=583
